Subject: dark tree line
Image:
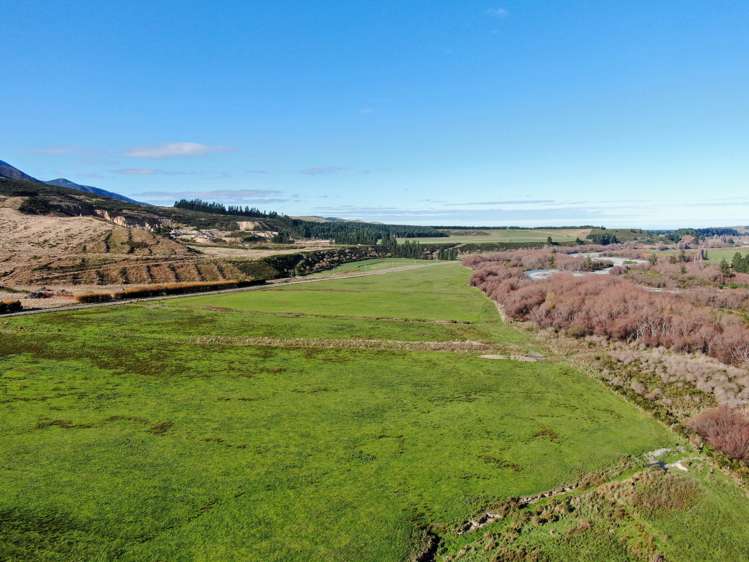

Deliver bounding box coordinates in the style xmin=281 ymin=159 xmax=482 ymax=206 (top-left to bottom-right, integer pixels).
xmin=379 ymin=235 xmax=424 ymax=258
xmin=694 ymin=227 xmax=740 ymax=237
xmin=285 ymin=220 xmax=447 ymax=245
xmin=649 ymin=227 xmax=741 ymax=242
xmin=587 ymin=231 xmax=619 ymax=245
xmin=174 ymin=199 xmax=280 ymax=218
xmin=436 ymin=246 xmax=460 ymax=260
xmin=379 ymin=234 xmax=459 ymax=260
xmin=172 ymin=199 xmax=447 ymax=244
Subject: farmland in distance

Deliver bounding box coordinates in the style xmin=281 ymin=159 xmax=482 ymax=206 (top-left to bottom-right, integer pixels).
xmin=397 ymin=227 xmax=590 ymax=245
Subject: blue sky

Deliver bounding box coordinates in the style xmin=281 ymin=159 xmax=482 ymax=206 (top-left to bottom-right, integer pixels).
xmin=2 ymin=1 xmax=748 ymax=227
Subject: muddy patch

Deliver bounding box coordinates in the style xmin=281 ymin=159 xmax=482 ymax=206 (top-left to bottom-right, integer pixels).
xmin=35 ymin=418 xmax=94 ymax=430
xmin=148 ymin=420 xmax=174 ymax=435
xmin=480 ymin=353 xmax=544 ymax=362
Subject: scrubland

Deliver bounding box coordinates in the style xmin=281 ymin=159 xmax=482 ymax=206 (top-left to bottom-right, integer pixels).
xmin=466 ymin=247 xmax=749 ymax=482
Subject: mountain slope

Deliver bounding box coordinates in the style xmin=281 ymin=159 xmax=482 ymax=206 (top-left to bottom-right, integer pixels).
xmin=46 ymin=178 xmax=140 ymax=204
xmin=0 ymin=160 xmax=39 ymax=182
xmin=0 ymin=159 xmax=138 ymax=204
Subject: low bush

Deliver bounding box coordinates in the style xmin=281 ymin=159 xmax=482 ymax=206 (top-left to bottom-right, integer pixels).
xmin=76 ymin=279 xmax=265 ymax=303
xmin=467 ymin=251 xmax=749 ymax=367
xmin=689 ymin=406 xmax=749 ymax=462
xmin=76 ymin=292 xmax=116 ymax=303
xmin=626 ymin=260 xmax=749 ymax=290
xmin=0 ymin=299 xmax=23 ymax=314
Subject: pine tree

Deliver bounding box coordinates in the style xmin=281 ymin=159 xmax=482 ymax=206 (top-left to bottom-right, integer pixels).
xmin=720 ymin=258 xmax=733 ymax=278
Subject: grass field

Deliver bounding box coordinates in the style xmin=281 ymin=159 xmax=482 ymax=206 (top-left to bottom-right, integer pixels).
xmin=702 ymin=246 xmax=749 ymax=263
xmin=659 ymin=246 xmax=749 ymax=265
xmin=307 ymin=257 xmax=428 ymax=276
xmin=0 ymin=260 xmax=735 ymax=561
xmin=397 ymin=228 xmax=590 ymax=245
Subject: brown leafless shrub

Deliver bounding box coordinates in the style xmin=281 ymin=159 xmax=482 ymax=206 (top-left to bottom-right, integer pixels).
xmin=468 ymin=252 xmax=749 ymax=368
xmin=689 ymin=405 xmax=749 ymax=462
xmin=681 ymin=287 xmax=749 ymax=311
xmin=627 ymin=260 xmax=748 ymax=290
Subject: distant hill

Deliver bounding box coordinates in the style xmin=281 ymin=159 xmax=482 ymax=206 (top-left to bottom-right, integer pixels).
xmin=1 ymin=160 xmax=447 ymax=246
xmin=0 ymin=159 xmax=138 ymax=204
xmin=0 ymin=172 xmax=276 ymax=232
xmin=46 ymin=178 xmax=140 ymax=204
xmin=290 ymin=215 xmax=332 ymax=223
xmin=0 ymin=160 xmax=40 ymax=182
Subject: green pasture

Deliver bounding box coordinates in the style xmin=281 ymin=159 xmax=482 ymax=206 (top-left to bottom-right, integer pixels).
xmin=702 ymin=246 xmax=749 ymax=263
xmin=308 ymin=257 xmax=427 ymax=276
xmin=0 ymin=260 xmax=697 ymax=561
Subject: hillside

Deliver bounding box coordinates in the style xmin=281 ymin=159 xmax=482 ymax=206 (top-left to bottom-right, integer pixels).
xmin=0 ymin=187 xmax=245 ymax=292
xmin=0 ymin=160 xmax=39 ymax=182
xmin=0 ymin=172 xmax=261 ymax=300
xmin=46 ymin=178 xmax=140 ymax=204
xmin=0 ymin=171 xmax=401 ymax=308
xmin=0 ymin=160 xmax=140 ymax=204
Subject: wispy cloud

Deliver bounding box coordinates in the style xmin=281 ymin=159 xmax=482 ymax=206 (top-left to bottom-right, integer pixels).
xmin=444 ymin=199 xmax=557 ymax=207
xmin=300 ymin=166 xmax=347 ymax=176
xmin=32 ymin=146 xmax=77 ymax=156
xmin=311 ymin=197 xmax=749 ymax=229
xmin=310 ymin=201 xmax=639 ymax=225
xmin=126 ymin=142 xmax=234 ymax=159
xmin=486 ymin=7 xmax=509 ymax=18
xmin=313 ymin=204 xmax=612 ymax=219
xmin=134 ymin=188 xmax=290 ymax=204
xmin=113 ymin=168 xmax=193 ymax=176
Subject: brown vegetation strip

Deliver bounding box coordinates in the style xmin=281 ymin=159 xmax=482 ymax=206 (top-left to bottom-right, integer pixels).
xmin=192 ymin=335 xmax=521 ymax=355
xmin=204 ymin=306 xmax=473 ymax=325
xmin=466 ymin=250 xmax=749 ymax=366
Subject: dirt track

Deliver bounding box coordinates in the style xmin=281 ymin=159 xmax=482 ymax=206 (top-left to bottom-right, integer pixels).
xmin=191 ymin=335 xmax=513 ymax=354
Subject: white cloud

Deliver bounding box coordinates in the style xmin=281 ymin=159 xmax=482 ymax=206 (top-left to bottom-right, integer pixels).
xmin=300 ymin=166 xmax=347 ymax=176
xmin=126 ymin=142 xmax=234 ymax=159
xmin=486 ymin=7 xmax=508 ymax=18
xmin=444 ymin=199 xmax=557 ymax=207
xmin=113 ymin=168 xmax=191 ymax=176
xmin=311 ymin=197 xmax=749 ymax=229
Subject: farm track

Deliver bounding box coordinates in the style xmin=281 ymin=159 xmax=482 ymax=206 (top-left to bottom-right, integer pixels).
xmin=192 ymin=335 xmax=525 ymax=355
xmin=1 ymin=261 xmax=451 ymax=317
